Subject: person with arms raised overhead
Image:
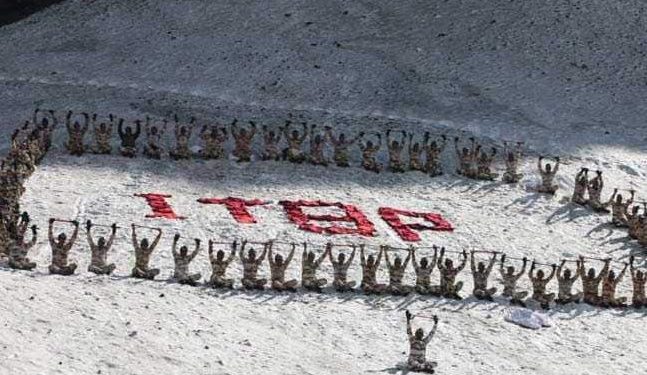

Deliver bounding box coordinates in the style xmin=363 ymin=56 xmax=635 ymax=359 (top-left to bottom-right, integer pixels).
xmin=499 ymin=254 xmax=528 ymax=306
xmin=86 ymin=220 xmax=118 ymax=275
xmin=423 ymin=133 xmax=447 ymax=177
xmin=502 ymin=141 xmax=523 ymax=183
xmin=411 ymin=246 xmax=439 ymax=295
xmin=7 ymin=212 xmax=38 ymax=271
xmin=261 ymin=124 xmax=282 ymax=161
xmin=172 ymin=234 xmax=202 ymax=286
xmin=384 ymin=246 xmax=413 ymax=295
xmin=118 ymin=118 xmax=141 ymax=158
xmin=529 ymin=261 xmax=557 ymax=309
xmin=232 ymin=120 xmax=257 ymax=162
xmin=208 ymin=240 xmax=237 ymax=289
xmin=386 ymin=129 xmax=407 ymax=173
xmin=470 ymin=251 xmax=497 ymax=301
xmin=301 ymin=242 xmax=330 ymax=292
xmin=328 ymin=244 xmax=356 ymax=292
xmin=91 ymin=113 xmax=113 ymax=155
xmin=358 ymin=133 xmax=382 ymax=173
xmin=169 ymin=115 xmax=194 ymax=160
xmin=360 ymin=244 xmax=386 ymax=294
xmin=571 ymin=168 xmax=589 ymax=205
xmin=438 ymin=248 xmax=467 ymax=299
xmin=555 ymin=259 xmax=582 ymax=304
xmin=282 ymin=121 xmax=308 ymax=163
xmin=269 ymin=242 xmax=298 ymax=292
xmin=325 ymin=126 xmax=363 ymax=167
xmin=200 ymin=123 xmax=228 ymax=160
xmin=240 ymin=240 xmax=269 ymax=290
xmin=130 ymin=224 xmax=162 ymax=280
xmin=600 ymin=262 xmax=628 ymax=308
xmin=405 ymin=310 xmax=438 ymax=374
xmin=578 ymin=257 xmax=610 ymax=306
xmin=587 ymin=170 xmax=608 ymax=212
xmin=629 ymin=256 xmax=646 ymax=308
xmin=143 ymin=116 xmax=166 ymax=159
xmin=607 ymin=188 xmax=635 ymax=227
xmin=536 ymin=156 xmax=560 ymax=194
xmin=48 ymin=218 xmax=79 ymax=276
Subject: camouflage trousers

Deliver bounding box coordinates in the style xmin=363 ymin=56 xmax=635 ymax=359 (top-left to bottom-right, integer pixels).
xmin=556 ymin=292 xmax=582 ymax=305
xmin=502 ymin=171 xmax=523 ymax=183
xmin=49 ymin=262 xmax=78 ymax=276
xmin=242 ymin=277 xmax=267 ymax=290
xmin=303 ymin=278 xmax=327 ymax=292
xmin=209 ymin=275 xmax=234 ymax=289
xmin=89 ymin=263 xmax=116 ymax=275
xmin=131 ymin=266 xmax=160 ymax=280
xmin=332 ymin=279 xmax=355 ymax=292
xmin=271 ymin=279 xmax=298 ymax=292
xmin=473 ymin=287 xmax=497 ymax=301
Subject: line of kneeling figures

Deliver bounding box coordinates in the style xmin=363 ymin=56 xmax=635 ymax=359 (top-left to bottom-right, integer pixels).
xmin=3 ymin=215 xmax=646 ymax=310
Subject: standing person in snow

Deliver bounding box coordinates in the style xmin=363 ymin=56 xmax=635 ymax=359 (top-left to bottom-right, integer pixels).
xmin=328 ymin=244 xmax=356 ymax=292
xmin=130 ymin=224 xmax=162 ymax=280
xmin=208 ymin=240 xmax=237 ymax=289
xmin=232 ymin=120 xmax=257 ymax=162
xmin=325 ymin=126 xmax=363 ymax=167
xmin=240 ymin=240 xmax=269 ymax=290
xmin=359 ymin=133 xmax=382 ymax=173
xmin=571 ymin=168 xmax=589 ymax=205
xmin=600 ymin=262 xmax=628 ymax=308
xmin=587 ymin=170 xmax=608 ymax=212
xmin=412 ymin=246 xmax=439 ymax=295
xmin=48 ymin=218 xmax=79 ymax=276
xmin=85 ymin=220 xmax=117 ymax=275
xmin=405 ymin=310 xmax=438 ymax=374
xmin=578 ymin=257 xmax=610 ymax=306
xmin=118 ymin=119 xmax=141 ymax=158
xmin=536 ymin=156 xmax=560 ymax=194
xmin=438 ymin=248 xmax=467 ymax=299
xmin=301 ymin=242 xmax=329 ymax=292
xmin=384 ymin=246 xmax=413 ymax=295
xmin=308 ymin=124 xmax=328 ymax=166
xmin=91 ymin=113 xmax=113 ymax=154
xmin=7 ymin=213 xmax=38 ymax=271
xmin=65 ymin=111 xmax=89 ymax=156
xmin=502 ymin=141 xmax=523 ymax=183
xmin=454 ymin=137 xmax=477 ymax=178
xmin=529 ymin=261 xmax=557 ymax=309
xmin=607 ymin=188 xmax=635 ymax=227
xmin=282 ymin=121 xmax=308 ymax=163
xmin=629 ymin=256 xmax=646 ymax=308
xmin=171 ymin=234 xmax=201 ymax=286
xmin=470 ymin=251 xmax=497 ymax=301
xmin=386 ymin=129 xmax=407 ymax=173
xmin=268 ymin=242 xmax=298 ymax=292
xmin=626 ymin=205 xmax=642 ymax=239
xmin=360 ymin=245 xmax=387 ymax=294
xmin=555 ymin=260 xmax=582 ymax=304
xmin=423 ymin=133 xmax=446 ymax=177
xmin=499 ymin=254 xmax=528 ymax=306
xmin=169 ymin=116 xmax=194 ymax=160
xmin=475 ymin=146 xmax=498 ymax=181
xmin=200 ymin=124 xmax=228 ymax=160
xmin=408 ymin=133 xmax=424 ymax=172
xmin=143 ymin=117 xmax=166 ymax=159
xmin=261 ymin=125 xmax=282 ymax=161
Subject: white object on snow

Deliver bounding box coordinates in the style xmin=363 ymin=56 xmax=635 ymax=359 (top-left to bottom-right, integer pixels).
xmin=504 ymin=308 xmax=553 ymax=330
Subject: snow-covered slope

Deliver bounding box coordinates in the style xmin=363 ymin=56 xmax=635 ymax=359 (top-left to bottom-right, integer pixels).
xmin=1 ymin=1 xmax=646 ymax=374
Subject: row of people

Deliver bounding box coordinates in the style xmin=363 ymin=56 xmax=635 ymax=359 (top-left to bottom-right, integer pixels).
xmin=2 ymin=217 xmax=646 ymax=310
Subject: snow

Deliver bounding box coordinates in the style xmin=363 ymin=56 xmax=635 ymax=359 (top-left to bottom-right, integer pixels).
xmin=1 ymin=0 xmax=646 ymax=374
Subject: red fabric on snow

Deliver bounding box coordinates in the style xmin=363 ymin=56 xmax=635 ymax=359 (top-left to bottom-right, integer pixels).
xmin=134 ymin=193 xmax=186 ymax=220
xmin=197 ymin=197 xmax=268 ymax=224
xmin=279 ymin=200 xmax=376 ymax=236
xmin=378 ymin=207 xmax=453 ymax=242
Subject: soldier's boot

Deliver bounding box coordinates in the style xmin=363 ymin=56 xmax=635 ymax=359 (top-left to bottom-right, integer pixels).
xmin=49 ymin=262 xmax=77 ymax=276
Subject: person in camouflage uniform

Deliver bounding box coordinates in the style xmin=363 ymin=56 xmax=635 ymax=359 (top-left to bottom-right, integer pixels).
xmin=600 ymin=262 xmax=628 ymax=308
xmin=470 ymin=251 xmax=498 ymax=301
xmin=328 ymin=244 xmax=356 ymax=292
xmin=637 ymin=216 xmax=647 ymax=248
xmin=308 ymin=124 xmax=328 ymax=166
xmin=269 ymin=243 xmax=298 ymax=292
xmin=571 ymin=168 xmax=589 ymax=205
xmin=65 ymin=111 xmax=90 ymax=156
xmin=384 ymin=246 xmax=413 ymax=295
xmin=537 ymin=156 xmax=560 ymax=194
xmin=200 ymin=124 xmax=228 ymax=160
xmin=240 ymin=241 xmax=269 ymax=290
xmin=33 ymin=108 xmax=57 ymax=153
xmin=171 ymin=234 xmax=202 ymax=286
xmin=301 ymin=242 xmax=330 ymax=292
xmin=556 ymin=260 xmax=582 ymax=304
xmin=0 ymin=210 xmax=11 ymax=257
xmin=438 ymin=248 xmax=468 ymax=299
xmin=85 ymin=220 xmax=117 ymax=275
xmin=232 ymin=120 xmax=257 ymax=162
xmin=529 ymin=262 xmax=556 ymax=309
xmin=607 ymin=188 xmax=635 ymax=227
xmin=170 ymin=116 xmax=194 ymax=160
xmin=91 ymin=113 xmax=113 ymax=154
xmin=423 ymin=133 xmax=447 ymax=177
xmin=587 ymin=171 xmax=608 ymax=212
xmin=143 ymin=117 xmax=166 ymax=159
xmin=118 ymin=119 xmax=141 ymax=158
xmin=626 ymin=205 xmax=642 ymax=239
xmin=502 ymin=141 xmax=523 ymax=183
xmin=208 ymin=240 xmax=237 ymax=289
xmin=130 ymin=224 xmax=162 ymax=280
xmin=405 ymin=310 xmax=438 ymax=374
xmin=386 ymin=129 xmax=407 ymax=173
xmin=325 ymin=127 xmax=363 ymax=167
xmin=454 ymin=137 xmax=477 ymax=178
xmin=629 ymin=256 xmax=646 ymax=308
xmin=7 ymin=215 xmax=38 ymax=271
xmin=578 ymin=257 xmax=610 ymax=306
xmin=411 ymin=246 xmax=439 ymax=296
xmin=359 ymin=134 xmax=382 ymax=173
xmin=282 ymin=121 xmax=308 ymax=163
xmin=48 ymin=218 xmax=79 ymax=276
xmin=475 ymin=146 xmax=498 ymax=181
xmin=499 ymin=254 xmax=528 ymax=306
xmin=261 ymin=125 xmax=282 ymax=161
xmin=360 ymin=245 xmax=386 ymax=294
xmin=408 ymin=133 xmax=424 ymax=172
